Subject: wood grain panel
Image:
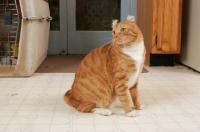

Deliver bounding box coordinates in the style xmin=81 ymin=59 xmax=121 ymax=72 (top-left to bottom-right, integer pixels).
xmin=153 ymin=0 xmax=182 ymax=54
xmin=171 ymin=0 xmax=182 ymax=53
xmin=162 ymin=0 xmax=172 ymax=52
xmin=156 ymin=0 xmax=163 ymax=51
xmin=137 ymin=0 xmax=154 ymax=65
xmin=152 ymin=0 xmax=158 ymax=54
xmin=137 ymin=0 xmax=182 ymax=65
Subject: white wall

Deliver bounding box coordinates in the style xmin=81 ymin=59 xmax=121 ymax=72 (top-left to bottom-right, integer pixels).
xmin=176 ymin=0 xmax=200 ymax=72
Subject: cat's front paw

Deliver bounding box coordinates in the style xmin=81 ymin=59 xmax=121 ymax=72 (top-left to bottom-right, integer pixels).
xmin=137 ymin=104 xmax=145 ymax=110
xmin=92 ymin=108 xmax=112 ymax=116
xmin=134 ymin=104 xmax=145 ymax=110
xmin=126 ymin=110 xmax=137 ymax=117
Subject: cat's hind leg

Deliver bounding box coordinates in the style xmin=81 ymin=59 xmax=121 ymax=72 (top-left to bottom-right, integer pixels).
xmin=92 ymin=108 xmax=112 ymax=116
xmin=76 ymin=102 xmax=96 ymax=112
xmin=64 ymin=90 xmax=80 ymax=108
xmin=64 ymin=90 xmax=97 ymax=112
xmin=76 ymin=102 xmax=112 ymax=116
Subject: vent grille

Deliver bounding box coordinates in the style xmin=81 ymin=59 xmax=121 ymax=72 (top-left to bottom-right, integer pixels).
xmin=0 ymin=0 xmax=21 ymax=67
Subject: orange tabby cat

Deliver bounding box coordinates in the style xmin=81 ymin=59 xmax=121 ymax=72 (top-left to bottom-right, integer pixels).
xmin=64 ymin=15 xmax=146 ymax=117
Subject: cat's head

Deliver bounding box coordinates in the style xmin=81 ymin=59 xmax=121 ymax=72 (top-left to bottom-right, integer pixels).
xmin=112 ymin=15 xmax=143 ymax=47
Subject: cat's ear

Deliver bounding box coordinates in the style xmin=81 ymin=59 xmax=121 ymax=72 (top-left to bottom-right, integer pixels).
xmin=127 ymin=15 xmax=135 ymax=24
xmin=112 ymin=20 xmax=118 ymax=27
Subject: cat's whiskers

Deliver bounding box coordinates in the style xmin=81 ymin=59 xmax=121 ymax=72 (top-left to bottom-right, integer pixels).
xmin=77 ymin=38 xmax=112 ymax=43
xmin=95 ymin=38 xmax=112 ymax=42
xmin=104 ymin=39 xmax=113 ymax=44
xmin=121 ymin=39 xmax=126 ymax=47
xmin=106 ymin=42 xmax=113 ymax=55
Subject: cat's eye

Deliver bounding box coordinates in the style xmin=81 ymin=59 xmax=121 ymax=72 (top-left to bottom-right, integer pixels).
xmin=121 ymin=28 xmax=126 ymax=32
xmin=112 ymin=30 xmax=115 ymax=34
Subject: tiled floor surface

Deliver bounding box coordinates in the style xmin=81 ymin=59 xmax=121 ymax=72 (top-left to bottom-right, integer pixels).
xmin=0 ymin=65 xmax=200 ymax=132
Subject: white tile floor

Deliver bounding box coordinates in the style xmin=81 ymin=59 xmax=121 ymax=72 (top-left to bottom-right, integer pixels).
xmin=0 ymin=65 xmax=200 ymax=132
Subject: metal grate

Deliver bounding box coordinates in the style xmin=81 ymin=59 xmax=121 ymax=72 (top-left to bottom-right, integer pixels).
xmin=76 ymin=0 xmax=121 ymax=31
xmin=0 ymin=0 xmax=21 ymax=67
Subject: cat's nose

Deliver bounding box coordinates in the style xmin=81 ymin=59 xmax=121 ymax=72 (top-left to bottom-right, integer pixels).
xmin=114 ymin=35 xmax=118 ymax=38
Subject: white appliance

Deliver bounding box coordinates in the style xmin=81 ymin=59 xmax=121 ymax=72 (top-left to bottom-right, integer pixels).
xmin=176 ymin=0 xmax=200 ymax=72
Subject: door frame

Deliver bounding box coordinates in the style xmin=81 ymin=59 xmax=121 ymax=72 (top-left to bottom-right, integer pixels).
xmin=48 ymin=0 xmax=67 ymax=54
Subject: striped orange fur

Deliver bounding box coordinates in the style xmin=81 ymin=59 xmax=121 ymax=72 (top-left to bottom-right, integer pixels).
xmin=64 ymin=15 xmax=146 ymax=117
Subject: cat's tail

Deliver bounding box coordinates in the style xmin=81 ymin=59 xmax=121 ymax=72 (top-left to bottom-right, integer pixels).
xmin=63 ymin=90 xmax=80 ymax=108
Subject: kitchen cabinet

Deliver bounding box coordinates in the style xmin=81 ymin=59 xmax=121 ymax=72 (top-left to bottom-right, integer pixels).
xmin=137 ymin=0 xmax=182 ymax=66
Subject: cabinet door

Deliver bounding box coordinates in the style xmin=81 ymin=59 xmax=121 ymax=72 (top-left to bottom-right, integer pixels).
xmin=152 ymin=0 xmax=182 ymax=54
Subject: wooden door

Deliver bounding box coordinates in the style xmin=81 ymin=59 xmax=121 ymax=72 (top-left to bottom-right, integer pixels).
xmin=152 ymin=0 xmax=182 ymax=54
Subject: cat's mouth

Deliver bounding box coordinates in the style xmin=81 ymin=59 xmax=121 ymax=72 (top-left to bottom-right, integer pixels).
xmin=113 ymin=39 xmax=129 ymax=47
xmin=113 ymin=38 xmax=123 ymax=45
xmin=113 ymin=37 xmax=130 ymax=44
xmin=113 ymin=36 xmax=124 ymax=42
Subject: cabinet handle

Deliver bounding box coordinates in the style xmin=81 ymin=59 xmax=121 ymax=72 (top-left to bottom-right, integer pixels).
xmin=156 ymin=36 xmax=162 ymax=50
xmin=155 ymin=35 xmax=158 ymax=45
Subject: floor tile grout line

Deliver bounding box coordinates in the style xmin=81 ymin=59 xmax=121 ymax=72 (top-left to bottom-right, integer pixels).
xmin=24 ymin=73 xmax=55 ymax=131
xmin=167 ymin=94 xmax=200 ymax=130
xmin=66 ymin=75 xmax=75 ymax=132
xmin=2 ymin=78 xmax=39 ymax=131
xmin=61 ymin=74 xmax=75 ymax=132
xmin=93 ymin=113 xmax=96 ymax=132
xmin=0 ymin=81 xmax=22 ymax=109
xmin=145 ymin=86 xmax=182 ymax=131
xmin=49 ymin=82 xmax=60 ymax=130
xmin=163 ymin=82 xmax=200 ymax=129
xmin=143 ymin=66 xmax=199 ymax=129
xmin=111 ymin=115 xmax=121 ymax=132
xmin=49 ymin=74 xmax=68 ymax=130
xmin=177 ymin=91 xmax=200 ymax=110
xmin=173 ymin=105 xmax=200 ymax=130
xmin=156 ymin=87 xmax=199 ymax=131
xmin=140 ymin=107 xmax=165 ymax=131
xmin=139 ymin=72 xmax=174 ymax=131
xmin=72 ymin=108 xmax=75 ymax=132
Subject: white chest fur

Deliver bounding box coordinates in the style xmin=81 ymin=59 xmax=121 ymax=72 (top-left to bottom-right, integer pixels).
xmin=121 ymin=41 xmax=144 ymax=88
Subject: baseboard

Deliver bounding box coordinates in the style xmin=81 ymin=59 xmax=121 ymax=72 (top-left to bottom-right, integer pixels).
xmin=175 ymin=61 xmax=200 ymax=73
xmin=150 ymin=54 xmax=175 ymax=66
